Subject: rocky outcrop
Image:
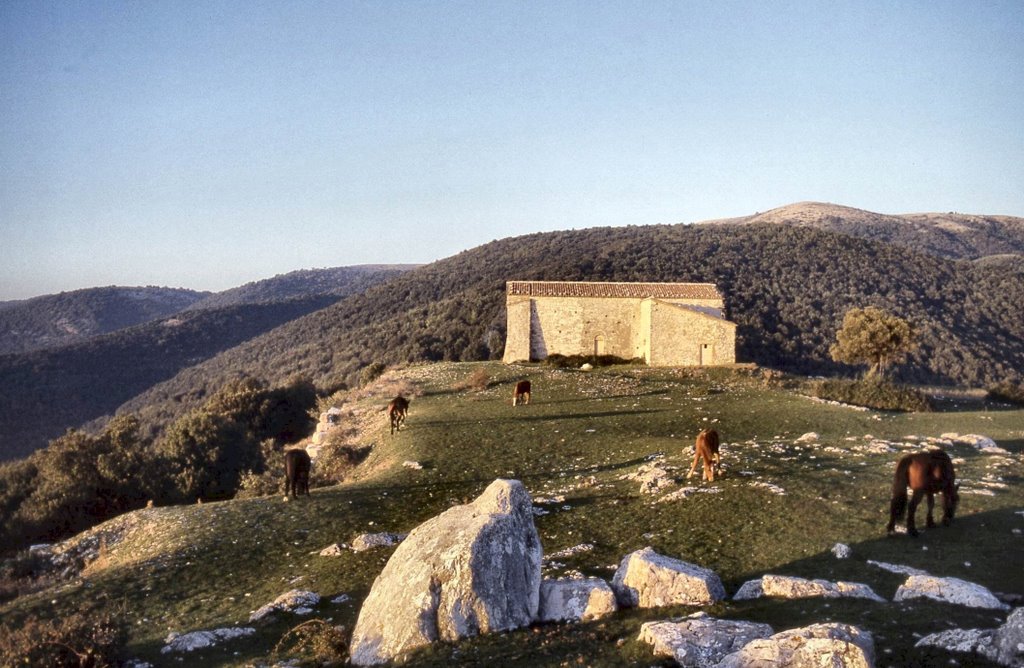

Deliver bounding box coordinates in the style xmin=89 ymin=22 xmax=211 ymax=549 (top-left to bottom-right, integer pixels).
xmin=639 ymin=613 xmax=774 ymax=666
xmin=537 ymin=577 xmax=617 ymax=622
xmin=249 ymin=589 xmax=320 ymax=622
xmin=717 ymin=622 xmax=875 ymax=668
xmin=733 ymin=574 xmax=885 ymax=602
xmin=916 ymin=607 xmax=1024 ymax=667
xmin=611 ymin=547 xmax=725 ymax=608
xmin=348 ymin=479 xmax=542 ymax=666
xmin=894 ymin=575 xmax=1009 ymax=610
xmin=161 ymin=627 xmax=255 ymax=653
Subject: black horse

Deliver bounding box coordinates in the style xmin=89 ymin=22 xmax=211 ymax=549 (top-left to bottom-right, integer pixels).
xmin=284 ymin=449 xmax=311 ymax=499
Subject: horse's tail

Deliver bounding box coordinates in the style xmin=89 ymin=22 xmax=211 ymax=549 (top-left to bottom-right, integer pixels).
xmin=890 ymin=456 xmax=912 ymax=522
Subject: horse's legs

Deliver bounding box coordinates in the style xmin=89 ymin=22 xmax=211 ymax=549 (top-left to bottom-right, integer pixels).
xmin=925 ymin=491 xmax=937 ymax=528
xmin=907 ymin=489 xmax=925 ymax=536
xmin=687 ymin=452 xmax=700 ymax=478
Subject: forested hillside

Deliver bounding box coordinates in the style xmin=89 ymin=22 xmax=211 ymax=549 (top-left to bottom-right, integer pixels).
xmin=116 ymin=223 xmax=1024 ymax=443
xmin=0 ymin=286 xmax=208 ymax=355
xmin=0 ymin=297 xmax=336 ymax=461
xmin=186 ymin=265 xmax=418 ymax=310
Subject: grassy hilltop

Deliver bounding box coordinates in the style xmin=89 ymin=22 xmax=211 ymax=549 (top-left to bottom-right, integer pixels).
xmin=2 ymin=361 xmax=1023 ymax=667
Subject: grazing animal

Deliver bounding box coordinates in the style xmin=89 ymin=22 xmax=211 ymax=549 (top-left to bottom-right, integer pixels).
xmin=284 ymin=449 xmax=311 ymax=499
xmin=687 ymin=428 xmax=721 ymax=482
xmin=512 ymin=380 xmax=531 ymax=406
xmin=887 ymin=449 xmax=959 ymax=537
xmin=387 ymin=395 xmax=410 ymax=434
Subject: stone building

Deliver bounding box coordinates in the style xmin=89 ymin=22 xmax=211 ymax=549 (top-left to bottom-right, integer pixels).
xmin=502 ymin=281 xmax=736 ymax=366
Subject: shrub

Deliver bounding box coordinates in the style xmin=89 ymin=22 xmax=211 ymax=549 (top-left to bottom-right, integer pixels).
xmin=313 ymin=440 xmax=372 ymax=485
xmin=359 ymin=362 xmax=387 ymax=387
xmin=987 ymin=380 xmax=1024 ymax=406
xmin=808 ymin=378 xmax=933 ymax=412
xmin=453 ymin=368 xmax=491 ymax=391
xmin=272 ymin=619 xmax=349 ymax=666
xmin=0 ymin=608 xmax=127 ymax=667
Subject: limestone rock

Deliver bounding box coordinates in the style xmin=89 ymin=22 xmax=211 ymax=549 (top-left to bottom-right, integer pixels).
xmin=894 ymin=575 xmax=1010 ymax=610
xmin=249 ymin=589 xmax=321 ymax=622
xmin=760 ymin=574 xmax=885 ymax=602
xmin=161 ymin=627 xmax=255 ymax=653
xmin=639 ymin=612 xmax=774 ymax=666
xmin=349 ymin=479 xmax=542 ymax=666
xmin=351 ymin=531 xmax=407 ymax=552
xmin=537 ymin=577 xmax=617 ymax=622
xmin=832 ymin=543 xmax=852 ymax=559
xmin=611 ymin=547 xmax=725 ymax=608
xmin=718 ymin=622 xmax=875 ymax=668
xmin=992 ymin=607 xmax=1024 ymax=666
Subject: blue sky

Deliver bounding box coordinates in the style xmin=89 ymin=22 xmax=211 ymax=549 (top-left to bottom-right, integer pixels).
xmin=2 ymin=1 xmax=1022 ymax=300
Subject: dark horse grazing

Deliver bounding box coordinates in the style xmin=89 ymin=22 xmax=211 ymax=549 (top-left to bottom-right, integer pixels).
xmin=512 ymin=380 xmax=531 ymax=406
xmin=284 ymin=449 xmax=311 ymax=499
xmin=887 ymin=449 xmax=959 ymax=537
xmin=687 ymin=428 xmax=721 ymax=482
xmin=387 ymin=395 xmax=409 ymax=434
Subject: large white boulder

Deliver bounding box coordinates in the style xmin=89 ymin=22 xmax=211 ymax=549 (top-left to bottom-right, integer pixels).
xmin=916 ymin=607 xmax=1024 ymax=667
xmin=639 ymin=612 xmax=774 ymax=666
xmin=718 ymin=622 xmax=875 ymax=668
xmin=611 ymin=547 xmax=725 ymax=608
xmin=537 ymin=577 xmax=617 ymax=622
xmin=348 ymin=479 xmax=542 ymax=665
xmin=894 ymin=575 xmax=1009 ymax=610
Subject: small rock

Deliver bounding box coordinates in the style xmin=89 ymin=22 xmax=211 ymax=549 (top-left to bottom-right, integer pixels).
xmin=611 ymin=547 xmax=725 ymax=608
xmin=350 ymin=532 xmax=407 ymax=552
xmin=831 ymin=543 xmax=852 ymax=559
xmin=639 ymin=612 xmax=774 ymax=665
xmin=895 ymin=575 xmax=1009 ymax=610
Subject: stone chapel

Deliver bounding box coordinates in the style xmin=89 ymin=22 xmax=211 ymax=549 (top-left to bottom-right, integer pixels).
xmin=502 ymin=281 xmax=736 ymax=366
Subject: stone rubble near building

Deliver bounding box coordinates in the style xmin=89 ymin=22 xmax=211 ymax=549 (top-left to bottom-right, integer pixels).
xmin=348 ymin=479 xmax=541 ymax=666
xmin=611 ymin=547 xmax=726 ymax=608
xmin=249 ymin=589 xmax=321 ymax=622
xmin=161 ymin=626 xmax=255 ymax=653
xmin=894 ymin=574 xmax=1010 ymax=610
xmin=537 ymin=577 xmax=618 ymax=622
xmin=639 ymin=612 xmax=774 ymax=666
xmin=732 ymin=574 xmax=885 ymax=603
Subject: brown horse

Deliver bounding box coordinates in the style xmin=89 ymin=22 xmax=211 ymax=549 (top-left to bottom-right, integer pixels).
xmin=512 ymin=380 xmax=531 ymax=406
xmin=387 ymin=395 xmax=409 ymax=434
xmin=887 ymin=449 xmax=959 ymax=537
xmin=687 ymin=428 xmax=721 ymax=482
xmin=284 ymin=448 xmax=311 ymax=499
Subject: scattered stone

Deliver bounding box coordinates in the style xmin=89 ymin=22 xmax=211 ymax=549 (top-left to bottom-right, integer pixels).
xmin=751 ymin=481 xmax=786 ymax=495
xmin=161 ymin=627 xmax=255 ymax=653
xmin=351 ymin=532 xmax=407 ymax=552
xmin=639 ymin=612 xmax=774 ymax=666
xmin=611 ymin=547 xmax=725 ymax=608
xmin=349 ymin=479 xmax=541 ymax=666
xmin=332 ymin=594 xmax=352 ymax=604
xmin=866 ymin=560 xmax=928 ymax=577
xmin=796 ymin=432 xmax=819 ymax=443
xmin=630 ymin=463 xmax=676 ymax=495
xmin=941 ymin=433 xmax=1008 ymax=454
xmin=537 ymin=577 xmax=617 ymax=622
xmin=832 ymin=543 xmax=852 ymax=559
xmin=545 ymin=543 xmax=595 ymax=560
xmin=733 ymin=575 xmax=885 ymax=602
xmin=402 ymin=460 xmax=423 ymax=470
xmin=718 ymin=622 xmax=875 ymax=668
xmin=249 ymin=590 xmax=321 ymax=622
xmin=894 ymin=575 xmax=1010 ymax=610
xmin=318 ymin=543 xmax=348 ymax=556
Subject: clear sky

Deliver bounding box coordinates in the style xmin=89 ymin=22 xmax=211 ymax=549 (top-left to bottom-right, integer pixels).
xmin=2 ymin=1 xmax=1022 ymax=300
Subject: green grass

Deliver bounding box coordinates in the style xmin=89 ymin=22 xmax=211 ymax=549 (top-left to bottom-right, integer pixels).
xmin=2 ymin=361 xmax=1022 ymax=667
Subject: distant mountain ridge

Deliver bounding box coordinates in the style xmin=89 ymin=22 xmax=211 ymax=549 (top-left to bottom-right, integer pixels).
xmin=0 ymin=286 xmax=208 ymax=355
xmin=699 ymin=201 xmax=1024 ymax=262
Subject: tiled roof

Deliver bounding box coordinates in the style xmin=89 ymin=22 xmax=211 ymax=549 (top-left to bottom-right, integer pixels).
xmin=506 ymin=281 xmax=722 ymax=300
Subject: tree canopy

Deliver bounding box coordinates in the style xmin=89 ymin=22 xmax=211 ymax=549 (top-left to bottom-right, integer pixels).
xmin=830 ymin=306 xmax=917 ymax=378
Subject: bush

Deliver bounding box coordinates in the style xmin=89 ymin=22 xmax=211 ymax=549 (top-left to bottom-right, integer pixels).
xmin=987 ymin=380 xmax=1024 ymax=406
xmin=453 ymin=368 xmax=491 ymax=391
xmin=808 ymin=378 xmax=933 ymax=412
xmin=272 ymin=619 xmax=349 ymax=666
xmin=0 ymin=608 xmax=127 ymax=667
xmin=359 ymin=362 xmax=387 ymax=387
xmin=313 ymin=439 xmax=371 ymax=485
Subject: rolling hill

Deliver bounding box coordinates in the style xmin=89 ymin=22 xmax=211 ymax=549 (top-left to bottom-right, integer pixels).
xmin=0 ymin=286 xmax=208 ymax=355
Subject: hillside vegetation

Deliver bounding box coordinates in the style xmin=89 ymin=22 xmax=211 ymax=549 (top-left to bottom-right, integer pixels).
xmin=0 ymin=286 xmax=208 ymax=355
xmin=2 ymin=362 xmax=1021 ymax=666
xmin=115 ymin=222 xmax=1024 ymax=448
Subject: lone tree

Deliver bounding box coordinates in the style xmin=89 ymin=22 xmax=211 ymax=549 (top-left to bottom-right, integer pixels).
xmin=830 ymin=306 xmax=917 ymax=379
